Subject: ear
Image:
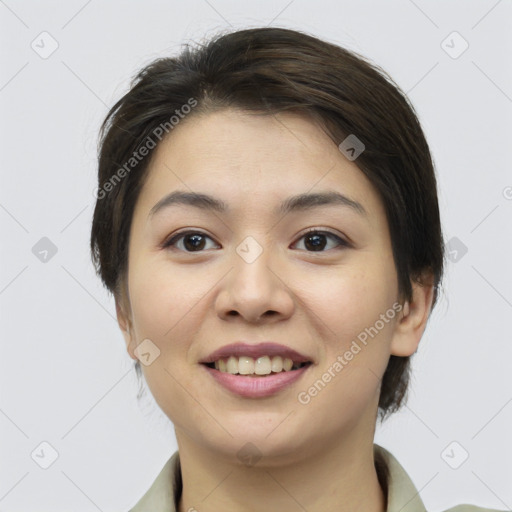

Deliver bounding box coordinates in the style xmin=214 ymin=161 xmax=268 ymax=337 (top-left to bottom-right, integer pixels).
xmin=115 ymin=297 xmax=138 ymax=361
xmin=390 ymin=272 xmax=435 ymax=357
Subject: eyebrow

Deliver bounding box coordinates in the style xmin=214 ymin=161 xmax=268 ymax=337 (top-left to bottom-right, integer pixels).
xmin=149 ymin=190 xmax=367 ymax=218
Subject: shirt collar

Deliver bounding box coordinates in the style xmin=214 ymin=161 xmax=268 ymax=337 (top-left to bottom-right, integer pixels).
xmin=129 ymin=443 xmax=427 ymax=512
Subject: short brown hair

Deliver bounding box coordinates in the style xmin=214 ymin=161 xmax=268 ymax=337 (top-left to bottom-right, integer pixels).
xmin=90 ymin=27 xmax=445 ymax=419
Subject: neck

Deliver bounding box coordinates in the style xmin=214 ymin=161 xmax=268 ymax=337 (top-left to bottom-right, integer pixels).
xmin=175 ymin=424 xmax=386 ymax=512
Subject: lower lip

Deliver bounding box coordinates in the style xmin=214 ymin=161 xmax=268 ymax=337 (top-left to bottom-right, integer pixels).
xmin=201 ymin=364 xmax=311 ymax=398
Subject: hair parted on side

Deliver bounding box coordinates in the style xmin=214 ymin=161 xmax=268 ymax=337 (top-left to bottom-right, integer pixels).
xmin=90 ymin=26 xmax=445 ymax=420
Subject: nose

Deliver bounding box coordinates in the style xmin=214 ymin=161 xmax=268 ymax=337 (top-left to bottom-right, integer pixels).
xmin=215 ymin=244 xmax=295 ymax=324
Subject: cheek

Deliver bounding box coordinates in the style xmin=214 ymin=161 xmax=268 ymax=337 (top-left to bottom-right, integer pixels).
xmin=128 ymin=262 xmax=209 ymax=428
xmin=297 ymin=265 xmax=399 ymax=430
xmin=311 ymin=254 xmax=398 ymax=349
xmin=128 ymin=258 xmax=203 ymax=341
xmin=127 ymin=258 xmax=216 ymax=394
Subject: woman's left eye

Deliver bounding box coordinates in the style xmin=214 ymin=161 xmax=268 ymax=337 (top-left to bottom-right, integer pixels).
xmin=292 ymin=229 xmax=348 ymax=252
xmin=163 ymin=229 xmax=348 ymax=253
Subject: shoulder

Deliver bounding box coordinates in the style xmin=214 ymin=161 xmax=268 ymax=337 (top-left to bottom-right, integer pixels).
xmin=373 ymin=444 xmax=509 ymax=512
xmin=127 ymin=450 xmax=181 ymax=512
xmin=443 ymin=506 xmax=509 ymax=512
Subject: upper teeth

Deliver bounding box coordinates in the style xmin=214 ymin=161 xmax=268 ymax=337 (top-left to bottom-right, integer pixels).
xmin=214 ymin=355 xmax=300 ymax=375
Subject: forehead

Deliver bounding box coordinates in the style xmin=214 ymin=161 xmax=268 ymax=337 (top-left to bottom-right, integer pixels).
xmin=135 ymin=109 xmax=385 ymax=223
xmin=151 ymin=109 xmax=341 ymax=176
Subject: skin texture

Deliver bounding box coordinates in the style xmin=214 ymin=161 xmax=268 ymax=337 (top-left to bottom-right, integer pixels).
xmin=116 ymin=109 xmax=434 ymax=512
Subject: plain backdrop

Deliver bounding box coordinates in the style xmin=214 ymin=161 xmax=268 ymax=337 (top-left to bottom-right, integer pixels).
xmin=1 ymin=1 xmax=511 ymax=510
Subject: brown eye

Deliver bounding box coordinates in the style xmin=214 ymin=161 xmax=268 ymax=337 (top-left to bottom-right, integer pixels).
xmin=162 ymin=229 xmax=348 ymax=253
xmin=163 ymin=231 xmax=219 ymax=252
xmin=293 ymin=230 xmax=348 ymax=252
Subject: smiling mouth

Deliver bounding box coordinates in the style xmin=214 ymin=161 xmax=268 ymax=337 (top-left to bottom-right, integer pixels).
xmin=202 ymin=356 xmax=312 ymax=377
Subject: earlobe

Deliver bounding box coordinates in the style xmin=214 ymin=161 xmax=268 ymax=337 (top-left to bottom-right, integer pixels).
xmin=390 ymin=273 xmax=435 ymax=357
xmin=115 ymin=300 xmax=138 ymax=361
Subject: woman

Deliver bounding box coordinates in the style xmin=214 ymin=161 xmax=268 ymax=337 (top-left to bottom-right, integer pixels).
xmin=90 ymin=27 xmax=504 ymax=512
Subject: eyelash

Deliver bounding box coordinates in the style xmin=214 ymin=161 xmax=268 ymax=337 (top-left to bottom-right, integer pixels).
xmin=162 ymin=228 xmax=350 ymax=253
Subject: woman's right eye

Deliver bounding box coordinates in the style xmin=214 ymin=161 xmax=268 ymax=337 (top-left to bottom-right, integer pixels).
xmin=163 ymin=231 xmax=219 ymax=252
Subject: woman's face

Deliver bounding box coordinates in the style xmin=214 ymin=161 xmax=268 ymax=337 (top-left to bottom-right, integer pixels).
xmin=117 ymin=108 xmax=416 ymax=462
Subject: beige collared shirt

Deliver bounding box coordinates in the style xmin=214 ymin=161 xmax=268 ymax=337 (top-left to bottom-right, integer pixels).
xmin=128 ymin=444 xmax=506 ymax=512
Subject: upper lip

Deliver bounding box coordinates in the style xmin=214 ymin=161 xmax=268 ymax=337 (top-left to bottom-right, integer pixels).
xmin=199 ymin=342 xmax=313 ymax=364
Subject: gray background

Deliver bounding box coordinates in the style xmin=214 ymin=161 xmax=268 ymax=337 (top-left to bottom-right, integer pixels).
xmin=1 ymin=0 xmax=511 ymax=510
